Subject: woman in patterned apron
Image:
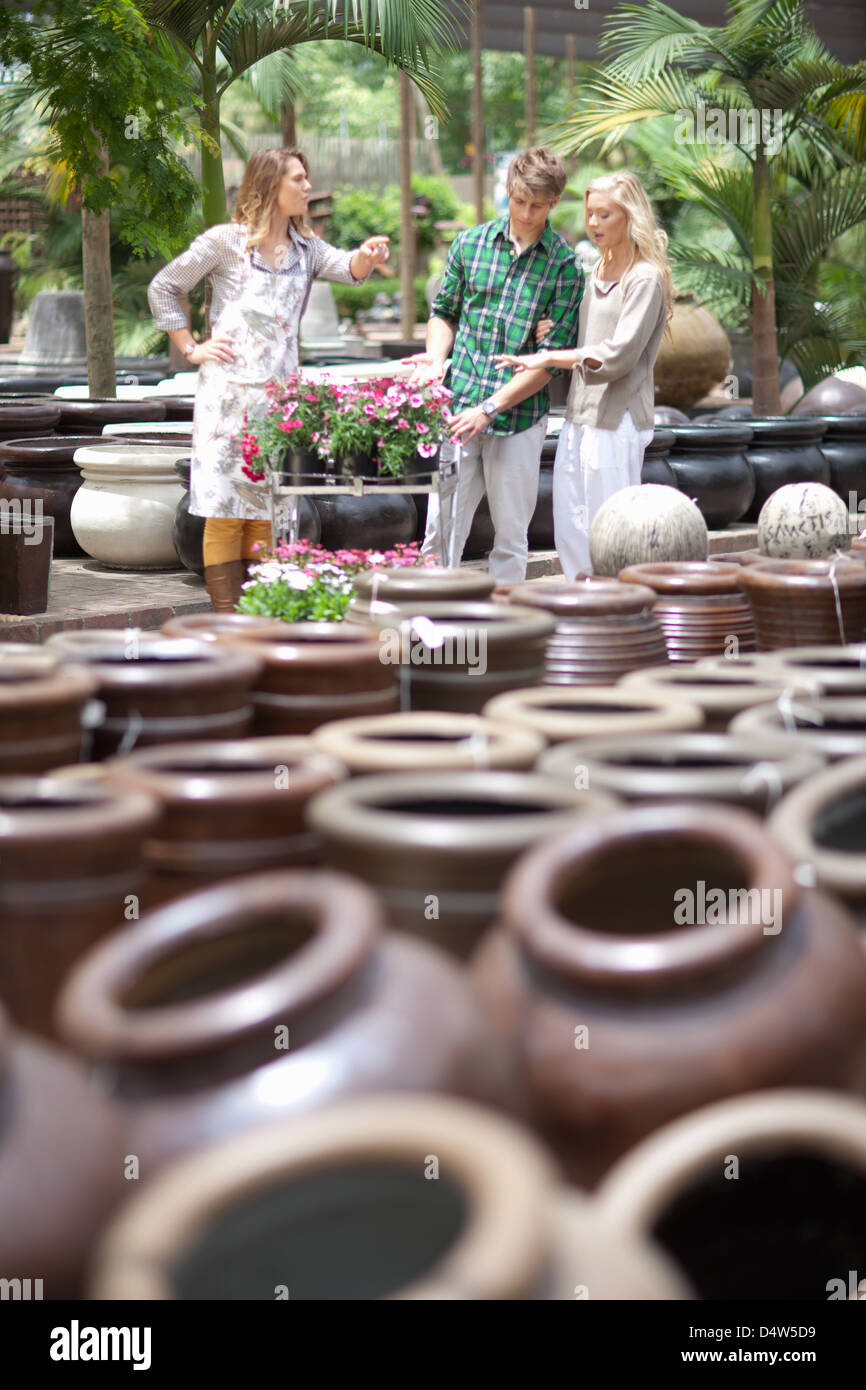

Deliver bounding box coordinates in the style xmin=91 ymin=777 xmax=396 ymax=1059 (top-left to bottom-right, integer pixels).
xmin=149 ymin=146 xmax=390 ymax=610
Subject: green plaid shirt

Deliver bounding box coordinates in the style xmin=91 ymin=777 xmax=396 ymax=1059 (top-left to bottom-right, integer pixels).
xmin=431 ymin=216 xmax=585 ymax=435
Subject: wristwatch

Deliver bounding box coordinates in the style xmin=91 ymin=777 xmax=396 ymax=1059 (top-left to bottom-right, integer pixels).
xmin=183 ymin=341 xmax=197 ymax=359
xmin=480 ymin=396 xmax=500 ymax=420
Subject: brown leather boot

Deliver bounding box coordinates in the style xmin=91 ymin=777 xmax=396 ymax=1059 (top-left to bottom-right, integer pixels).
xmin=203 ymin=560 xmax=245 ymax=613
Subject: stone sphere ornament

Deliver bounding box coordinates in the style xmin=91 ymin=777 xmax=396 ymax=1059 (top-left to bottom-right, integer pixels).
xmin=757 ymin=482 xmax=850 ymax=560
xmin=589 ymin=484 xmax=708 ymax=577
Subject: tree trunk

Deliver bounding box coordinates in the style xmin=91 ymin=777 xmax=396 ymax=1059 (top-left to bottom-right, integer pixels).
xmin=399 ymin=71 xmax=416 ymax=342
xmin=281 ymin=101 xmax=296 ymax=148
xmin=524 ymin=7 xmax=536 ymax=145
xmin=471 ymin=0 xmax=485 ymax=225
xmin=200 ymin=67 xmax=227 ymax=229
xmin=751 ymin=145 xmax=781 ymax=416
xmin=81 ymin=145 xmax=115 ymax=399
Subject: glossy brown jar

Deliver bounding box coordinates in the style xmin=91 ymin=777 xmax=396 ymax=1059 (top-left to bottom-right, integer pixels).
xmin=306 ymin=770 xmax=620 ymax=959
xmin=738 ymin=558 xmax=866 ymax=649
xmin=505 ymin=579 xmax=668 ymax=686
xmin=161 ymin=613 xmax=286 ymax=642
xmin=102 ymin=739 xmax=347 ymax=908
xmin=619 ymin=661 xmax=821 ymax=731
xmin=596 ymin=1089 xmax=866 ymax=1301
xmin=0 ymin=1000 xmax=126 ymax=1298
xmin=52 ymin=396 xmax=167 ymax=434
xmin=90 ymin=1095 xmax=690 ymax=1301
xmin=349 ymin=565 xmax=495 ymax=617
xmin=0 ymin=398 xmax=61 ymax=439
xmin=0 ymin=658 xmax=95 ymax=773
xmin=731 ymin=695 xmax=866 ymax=761
xmin=56 ymin=869 xmax=515 ymax=1175
xmin=0 ymin=777 xmax=158 ymax=1038
xmin=217 ymin=622 xmax=398 ymax=734
xmin=311 ymin=710 xmax=544 ymax=774
xmin=483 ymin=683 xmax=704 ymax=744
xmin=619 ymin=561 xmax=756 ymax=662
xmin=0 ymin=434 xmax=98 ymax=556
xmin=538 ymin=733 xmax=824 ymax=816
xmin=51 ymin=637 xmax=262 ymax=759
xmin=769 ymin=754 xmax=866 ymax=929
xmin=470 ymin=802 xmax=866 ymax=1186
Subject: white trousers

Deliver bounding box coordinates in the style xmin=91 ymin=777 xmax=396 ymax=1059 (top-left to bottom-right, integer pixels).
xmin=421 ymin=415 xmax=548 ymax=584
xmin=553 ymin=412 xmax=654 ymax=580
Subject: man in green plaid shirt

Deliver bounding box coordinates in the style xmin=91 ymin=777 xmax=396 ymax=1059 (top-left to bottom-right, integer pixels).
xmin=407 ymin=147 xmax=584 ymax=582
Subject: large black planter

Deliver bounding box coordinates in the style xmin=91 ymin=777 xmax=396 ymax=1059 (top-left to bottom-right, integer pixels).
xmin=641 ymin=429 xmax=677 ymax=488
xmin=314 ymin=492 xmax=417 ymax=552
xmin=171 ymin=459 xmax=321 ymax=575
xmin=804 ymin=413 xmax=866 ymax=508
xmin=744 ymin=418 xmax=829 ymax=521
xmin=52 ymin=397 xmax=168 ymax=435
xmin=0 ymin=434 xmax=101 ymax=556
xmin=666 ymin=423 xmax=755 ymax=528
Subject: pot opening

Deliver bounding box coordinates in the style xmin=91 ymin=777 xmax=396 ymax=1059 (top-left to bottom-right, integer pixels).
xmin=96 ymin=652 xmax=206 ymax=666
xmin=142 ymin=758 xmax=295 ymax=776
xmin=374 ymin=795 xmax=553 ymax=817
xmin=366 ymin=731 xmax=467 ymax=744
xmin=785 ymin=656 xmax=865 ymax=671
xmin=171 ymin=1162 xmax=467 ymax=1300
xmin=812 ymin=789 xmax=866 ymax=855
xmin=555 ymin=838 xmax=753 ymax=935
xmin=120 ymin=912 xmax=317 ymax=1009
xmin=606 ymin=752 xmax=752 ymax=771
xmin=539 ymin=701 xmax=655 ymax=716
xmin=652 ymin=1150 xmax=866 ymax=1300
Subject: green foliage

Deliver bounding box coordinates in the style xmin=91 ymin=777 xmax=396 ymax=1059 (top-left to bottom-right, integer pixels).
xmin=325 ymin=174 xmax=461 ymax=257
xmin=329 ymin=275 xmax=429 ymax=324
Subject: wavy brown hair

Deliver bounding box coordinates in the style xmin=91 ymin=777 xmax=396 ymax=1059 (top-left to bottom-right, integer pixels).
xmin=233 ymin=147 xmax=313 ymax=250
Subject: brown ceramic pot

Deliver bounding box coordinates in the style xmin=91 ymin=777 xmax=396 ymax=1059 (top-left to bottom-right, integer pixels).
xmin=89 ymin=1094 xmax=690 ymax=1301
xmin=0 ymin=658 xmax=95 ymax=773
xmin=52 ymin=396 xmax=167 ymax=434
xmin=747 ymin=643 xmax=866 ymax=696
xmin=470 ymin=801 xmax=866 ymax=1186
xmin=0 ymin=777 xmax=158 ymax=1038
xmin=311 ymin=711 xmax=544 ymax=774
xmin=768 ymin=754 xmax=866 ymax=930
xmin=483 ymin=683 xmax=704 ymax=744
xmin=0 ymin=398 xmax=61 ymax=439
xmin=51 ymin=637 xmax=262 ymax=759
xmin=349 ymin=565 xmax=495 ymax=616
xmin=505 ymin=579 xmax=668 ymax=686
xmin=619 ymin=561 xmax=756 ymax=662
xmin=306 ymin=770 xmax=620 ymax=959
xmin=596 ymin=1089 xmax=866 ymax=1301
xmin=738 ymin=558 xmax=866 ymax=649
xmin=217 ymin=622 xmax=398 ymax=735
xmin=102 ymin=739 xmax=347 ymax=908
xmin=55 ymin=869 xmax=514 ymax=1175
xmin=619 ymin=661 xmax=821 ymax=731
xmin=0 ymin=1000 xmax=126 ymax=1298
xmin=708 ymin=548 xmax=763 ymax=566
xmin=538 ymin=732 xmax=824 ymax=816
xmin=0 ymin=434 xmax=98 ymax=556
xmin=161 ymin=613 xmax=286 ymax=642
xmin=731 ymin=695 xmax=866 ymax=761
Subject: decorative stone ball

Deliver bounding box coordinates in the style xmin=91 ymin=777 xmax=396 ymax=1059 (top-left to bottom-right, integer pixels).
xmin=589 ymin=484 xmax=709 ymax=577
xmin=757 ymin=482 xmax=850 ymax=559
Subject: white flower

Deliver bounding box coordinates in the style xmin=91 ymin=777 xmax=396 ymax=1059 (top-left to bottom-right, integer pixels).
xmin=285 ymin=570 xmax=311 ymax=590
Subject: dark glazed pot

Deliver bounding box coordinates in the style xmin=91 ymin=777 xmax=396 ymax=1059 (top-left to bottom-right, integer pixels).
xmin=0 ymin=1000 xmax=125 ymax=1298
xmin=640 ymin=429 xmax=676 ymax=488
xmin=55 ymin=870 xmax=515 ymax=1175
xmin=307 ymin=770 xmax=619 ymax=959
xmin=0 ymin=778 xmax=158 ymax=1038
xmin=619 ymin=561 xmax=756 ymax=661
xmin=507 ymin=579 xmax=668 ymax=686
xmin=738 ymin=557 xmax=866 ymax=648
xmin=666 ymin=423 xmax=755 ymax=527
xmin=156 ymin=395 xmax=195 ymax=421
xmin=217 ymin=622 xmax=399 ymax=734
xmin=0 ymin=434 xmax=99 ymax=556
xmin=55 ymin=638 xmax=263 ymax=760
xmin=597 ymin=1089 xmax=866 ymax=1301
xmin=90 ymin=1094 xmax=690 ymax=1301
xmin=744 ymin=418 xmax=829 ymax=520
xmin=314 ymin=492 xmax=416 ymax=551
xmin=769 ymin=753 xmax=866 ymax=930
xmin=0 ymin=398 xmax=61 ymax=440
xmin=52 ymin=396 xmax=167 ymax=435
xmin=0 ymin=658 xmax=95 ymax=773
xmin=470 ymin=802 xmax=866 ymax=1186
xmin=171 ymin=458 xmax=319 ymax=576
xmin=807 ymin=413 xmax=866 ymax=505
xmin=793 ymin=377 xmax=866 ymax=416
xmin=104 ymin=739 xmax=346 ymax=907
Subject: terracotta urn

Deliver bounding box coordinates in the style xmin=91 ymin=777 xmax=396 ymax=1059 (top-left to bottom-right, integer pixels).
xmin=505 ymin=579 xmax=668 ymax=686
xmin=0 ymin=777 xmax=158 ymax=1038
xmin=101 ymin=739 xmax=347 ymax=908
xmin=595 ymin=1089 xmax=866 ymax=1300
xmin=619 ymin=561 xmax=756 ymax=661
xmin=619 ymin=660 xmax=820 ymax=730
xmin=538 ymin=732 xmax=824 ymax=816
xmin=483 ymin=683 xmax=703 ymax=744
xmin=216 ymin=622 xmax=399 ymax=735
xmin=89 ymin=1094 xmax=690 ymax=1301
xmin=0 ymin=657 xmax=95 ymax=773
xmin=470 ymin=802 xmax=866 ymax=1186
xmin=311 ymin=710 xmax=544 ymax=775
xmin=306 ymin=770 xmax=619 ymax=959
xmin=738 ymin=557 xmax=866 ymax=648
xmin=0 ymin=1000 xmax=126 ymax=1298
xmin=768 ymin=754 xmax=866 ymax=928
xmin=55 ymin=869 xmax=515 ymax=1175
xmin=731 ymin=695 xmax=866 ymax=762
xmin=652 ymin=300 xmax=732 ymax=412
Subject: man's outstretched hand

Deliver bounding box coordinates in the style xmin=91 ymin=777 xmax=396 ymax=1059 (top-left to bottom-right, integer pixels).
xmin=402 ymin=352 xmax=448 ymax=388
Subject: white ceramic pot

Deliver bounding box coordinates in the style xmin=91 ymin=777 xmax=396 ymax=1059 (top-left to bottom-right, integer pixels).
xmin=70 ymin=444 xmax=188 ymax=569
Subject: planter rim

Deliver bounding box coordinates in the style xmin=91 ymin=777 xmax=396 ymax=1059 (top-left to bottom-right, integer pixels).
xmin=739 ymin=557 xmax=866 ymax=590
xmin=768 ymin=751 xmax=866 ymax=895
xmin=509 ymin=578 xmax=658 ymax=618
xmin=668 ymin=423 xmax=754 ymax=447
xmin=620 ymin=664 xmax=821 ymax=708
xmin=502 ymin=800 xmax=797 ymax=991
xmin=0 ymin=775 xmax=157 ymax=844
xmin=218 ymin=623 xmax=386 ymax=668
xmin=56 ymin=868 xmax=381 ymax=1062
xmin=758 ymin=643 xmax=866 ymax=677
xmin=619 ymin=562 xmax=745 ymax=595
xmin=744 ymin=417 xmax=828 ymax=441
xmin=66 ymin=639 xmax=262 ymax=690
xmin=162 ymin=614 xmax=287 ymax=641
xmin=484 ymin=685 xmax=705 ymax=739
xmin=88 ymin=1094 xmax=557 ymax=1302
xmin=0 ymin=662 xmax=95 ymax=706
xmin=104 ymin=738 xmax=344 ymax=808
xmin=379 ymin=602 xmax=557 ymax=644
xmin=311 ymin=710 xmax=545 ymax=771
xmin=731 ymin=697 xmax=866 ymax=750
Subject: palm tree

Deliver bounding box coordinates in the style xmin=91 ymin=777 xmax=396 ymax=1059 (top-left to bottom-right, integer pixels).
xmin=143 ymin=0 xmax=462 ymax=228
xmin=551 ymin=0 xmax=866 ymax=416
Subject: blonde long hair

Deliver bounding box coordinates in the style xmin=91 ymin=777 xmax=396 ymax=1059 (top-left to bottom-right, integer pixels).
xmin=233 ymin=147 xmax=314 ymax=252
xmin=585 ymin=172 xmax=674 ymax=321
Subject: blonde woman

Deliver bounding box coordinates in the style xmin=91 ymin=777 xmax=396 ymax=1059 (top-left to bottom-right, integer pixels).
xmin=494 ymin=171 xmax=672 ymax=578
xmin=149 ymin=147 xmax=389 ymax=610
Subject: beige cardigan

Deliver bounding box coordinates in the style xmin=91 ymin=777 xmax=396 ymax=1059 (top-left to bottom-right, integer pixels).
xmin=565 ymin=261 xmax=667 ymax=430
